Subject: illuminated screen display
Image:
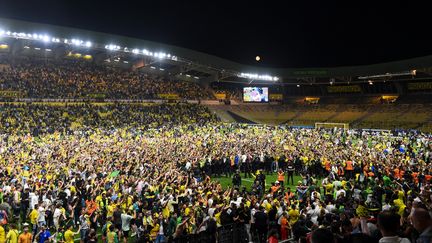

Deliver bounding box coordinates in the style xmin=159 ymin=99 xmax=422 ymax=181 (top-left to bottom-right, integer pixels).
xmin=243 ymin=87 xmax=269 ymax=102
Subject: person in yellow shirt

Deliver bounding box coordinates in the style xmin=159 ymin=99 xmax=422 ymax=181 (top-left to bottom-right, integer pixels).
xmin=64 ymin=224 xmax=80 ymax=243
xmin=107 ymin=203 xmax=116 ymax=218
xmin=106 ymin=225 xmax=119 ymax=243
xmin=18 ymin=224 xmax=32 ymax=243
xmin=288 ymin=205 xmax=300 ymax=225
xmin=6 ymin=224 xmax=19 ymax=243
xmin=0 ymin=224 xmax=5 ymax=243
xmin=28 ymin=207 xmax=38 ymax=235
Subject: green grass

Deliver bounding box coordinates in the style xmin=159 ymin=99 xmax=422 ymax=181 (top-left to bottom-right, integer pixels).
xmin=211 ymin=173 xmax=305 ymax=191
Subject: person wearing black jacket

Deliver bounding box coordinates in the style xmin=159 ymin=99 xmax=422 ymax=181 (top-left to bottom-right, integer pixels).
xmin=287 ymin=161 xmax=295 ymax=185
xmin=232 ymin=171 xmax=242 ymax=189
xmin=254 ymin=206 xmax=268 ymax=243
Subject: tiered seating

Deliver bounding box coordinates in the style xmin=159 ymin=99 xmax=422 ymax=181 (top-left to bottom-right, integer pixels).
xmin=221 ymin=103 xmax=432 ymax=131
xmin=0 ymin=55 xmax=213 ymax=99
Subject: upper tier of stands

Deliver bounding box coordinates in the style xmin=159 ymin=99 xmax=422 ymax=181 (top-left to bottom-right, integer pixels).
xmin=0 ymin=56 xmax=214 ymax=99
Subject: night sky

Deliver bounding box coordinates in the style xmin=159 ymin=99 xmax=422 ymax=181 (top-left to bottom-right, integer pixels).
xmin=0 ymin=1 xmax=431 ymax=68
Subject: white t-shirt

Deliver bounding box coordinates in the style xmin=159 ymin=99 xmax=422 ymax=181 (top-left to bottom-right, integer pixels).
xmin=185 ymin=162 xmax=192 ymax=170
xmin=3 ymin=185 xmax=11 ymax=194
xmin=121 ymin=213 xmax=133 ymax=231
xmin=241 ymin=155 xmax=247 ymax=163
xmin=37 ymin=206 xmax=46 ymax=222
xmin=326 ymin=204 xmax=336 ymax=213
xmin=208 ymin=208 xmax=216 ymax=218
xmin=53 ymin=208 xmax=62 ymax=221
xmin=250 ymin=208 xmax=257 ymax=224
xmin=336 ymin=189 xmax=346 ymax=198
xmin=378 ymin=236 xmax=411 ymax=243
xmin=208 ymin=198 xmax=214 ymax=208
xmin=29 ymin=193 xmax=38 ymax=210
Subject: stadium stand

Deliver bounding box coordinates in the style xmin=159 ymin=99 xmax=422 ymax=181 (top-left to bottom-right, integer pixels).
xmin=0 ymin=18 xmax=431 ymax=243
xmin=0 ymin=56 xmax=213 ymax=99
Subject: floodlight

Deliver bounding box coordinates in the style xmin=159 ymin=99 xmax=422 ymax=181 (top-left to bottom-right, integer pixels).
xmin=106 ymin=44 xmax=117 ymax=50
xmin=85 ymin=41 xmax=92 ymax=47
xmin=42 ymin=35 xmax=50 ymax=42
xmin=157 ymin=52 xmax=166 ymax=59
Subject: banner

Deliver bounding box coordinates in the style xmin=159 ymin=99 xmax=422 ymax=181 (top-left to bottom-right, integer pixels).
xmin=327 ymin=85 xmax=361 ymax=93
xmin=305 ymin=97 xmax=320 ymax=104
xmin=215 ymin=93 xmax=226 ymax=100
xmin=0 ymin=90 xmax=24 ymax=98
xmin=158 ymin=93 xmax=180 ymax=100
xmin=86 ymin=93 xmax=106 ymax=99
xmin=407 ymin=82 xmax=432 ymax=90
xmin=269 ymin=93 xmax=283 ymax=101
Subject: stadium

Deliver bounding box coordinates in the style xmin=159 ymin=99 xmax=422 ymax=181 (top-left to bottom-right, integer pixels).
xmin=0 ymin=6 xmax=431 ymax=243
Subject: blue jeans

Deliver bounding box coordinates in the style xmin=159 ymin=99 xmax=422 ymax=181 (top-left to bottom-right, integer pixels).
xmin=80 ymin=229 xmax=88 ymax=241
xmin=155 ymin=234 xmax=165 ymax=243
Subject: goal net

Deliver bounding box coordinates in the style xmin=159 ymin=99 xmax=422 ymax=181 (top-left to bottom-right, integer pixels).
xmin=315 ymin=122 xmax=349 ymax=130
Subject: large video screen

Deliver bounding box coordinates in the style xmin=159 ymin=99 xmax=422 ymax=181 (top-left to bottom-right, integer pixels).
xmin=243 ymin=87 xmax=269 ymax=102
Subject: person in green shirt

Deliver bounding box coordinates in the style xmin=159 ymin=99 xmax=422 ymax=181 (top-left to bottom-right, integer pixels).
xmin=54 ymin=226 xmax=65 ymax=243
xmin=383 ymin=175 xmax=391 ymax=187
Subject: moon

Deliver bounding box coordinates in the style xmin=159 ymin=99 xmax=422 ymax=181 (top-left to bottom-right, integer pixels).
xmin=255 ymin=56 xmax=261 ymax=61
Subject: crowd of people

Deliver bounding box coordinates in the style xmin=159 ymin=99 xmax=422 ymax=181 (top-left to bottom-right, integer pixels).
xmin=0 ymin=57 xmax=213 ymax=100
xmin=0 ymin=103 xmax=218 ymax=135
xmin=0 ymin=104 xmax=430 ymax=243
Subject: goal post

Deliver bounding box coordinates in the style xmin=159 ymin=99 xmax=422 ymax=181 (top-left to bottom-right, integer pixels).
xmin=315 ymin=122 xmax=349 ymax=130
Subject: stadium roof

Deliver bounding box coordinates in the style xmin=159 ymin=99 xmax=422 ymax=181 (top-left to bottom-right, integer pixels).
xmin=1 ymin=17 xmax=432 ymax=81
